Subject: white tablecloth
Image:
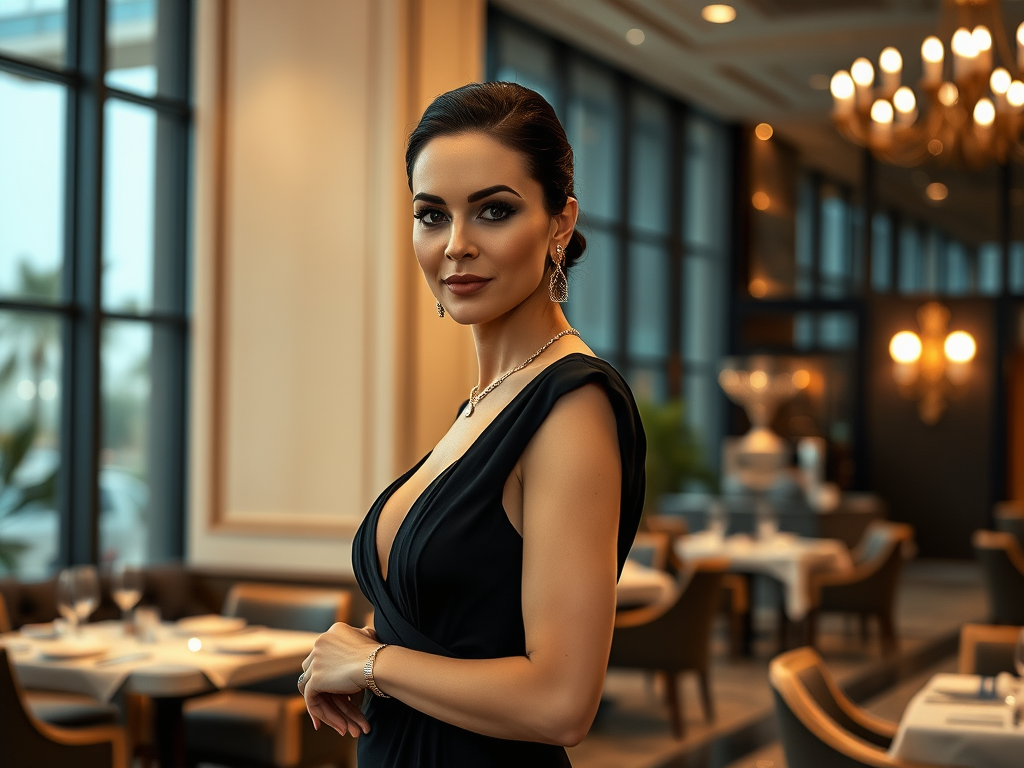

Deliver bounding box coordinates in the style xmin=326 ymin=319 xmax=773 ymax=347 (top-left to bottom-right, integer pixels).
xmin=2 ymin=620 xmax=319 ymax=701
xmin=675 ymin=531 xmax=852 ymax=620
xmin=889 ymin=674 xmax=1024 ymax=768
xmin=617 ymin=559 xmax=676 ymax=607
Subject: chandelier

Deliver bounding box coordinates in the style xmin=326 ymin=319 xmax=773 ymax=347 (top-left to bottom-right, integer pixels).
xmin=829 ymin=0 xmax=1024 ymax=168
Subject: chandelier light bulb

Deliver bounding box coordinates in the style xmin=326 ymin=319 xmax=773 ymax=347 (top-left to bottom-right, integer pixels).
xmin=890 ymin=331 xmax=922 ymax=364
xmin=880 ymin=47 xmax=902 ymax=73
xmin=1018 ymin=22 xmax=1024 ymax=46
xmin=701 ymin=4 xmax=737 ymax=24
xmin=830 ymin=70 xmax=855 ymax=99
xmin=972 ymin=26 xmax=992 ymax=52
xmin=922 ymin=36 xmax=944 ymax=63
xmin=851 ymin=57 xmax=875 ymax=87
xmin=991 ymin=68 xmax=1011 ymax=94
xmin=1008 ymin=80 xmax=1024 ymax=109
xmin=893 ymin=86 xmax=916 ymax=113
xmin=944 ymin=331 xmax=976 ymax=364
xmin=974 ymin=97 xmax=995 ymax=127
xmin=951 ymin=28 xmax=977 ymax=58
xmin=755 ymin=122 xmax=774 ymax=140
xmin=938 ymin=82 xmax=959 ymax=106
xmin=871 ymin=99 xmax=894 ymax=124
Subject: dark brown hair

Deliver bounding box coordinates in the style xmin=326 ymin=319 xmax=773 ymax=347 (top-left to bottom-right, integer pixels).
xmin=406 ymin=81 xmax=586 ymax=269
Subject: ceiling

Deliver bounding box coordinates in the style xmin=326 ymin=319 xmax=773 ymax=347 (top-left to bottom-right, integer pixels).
xmin=490 ymin=0 xmax=1024 ymax=183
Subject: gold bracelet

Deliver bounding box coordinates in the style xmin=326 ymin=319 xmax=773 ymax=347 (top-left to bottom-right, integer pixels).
xmin=364 ymin=643 xmax=390 ymax=698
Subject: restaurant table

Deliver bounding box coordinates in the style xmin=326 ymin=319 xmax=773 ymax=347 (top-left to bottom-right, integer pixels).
xmin=889 ymin=673 xmax=1024 ymax=768
xmin=617 ymin=559 xmax=676 ymax=608
xmin=2 ymin=619 xmax=319 ymax=768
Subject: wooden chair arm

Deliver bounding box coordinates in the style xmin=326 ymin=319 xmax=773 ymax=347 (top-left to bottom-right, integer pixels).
xmin=34 ymin=721 xmax=127 ymax=768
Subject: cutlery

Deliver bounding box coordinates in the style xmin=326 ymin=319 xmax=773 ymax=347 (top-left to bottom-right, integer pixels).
xmin=95 ymin=652 xmax=152 ymax=666
xmin=945 ymin=716 xmax=1004 ymax=727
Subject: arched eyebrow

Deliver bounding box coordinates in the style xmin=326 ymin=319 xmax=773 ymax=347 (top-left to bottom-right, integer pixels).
xmin=412 ymin=185 xmax=523 ymax=206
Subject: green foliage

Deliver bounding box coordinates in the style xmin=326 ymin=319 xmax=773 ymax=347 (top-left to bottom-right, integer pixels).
xmin=637 ymin=399 xmax=717 ymax=513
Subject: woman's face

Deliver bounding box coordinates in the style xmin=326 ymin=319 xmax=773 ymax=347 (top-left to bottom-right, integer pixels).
xmin=410 ymin=131 xmax=576 ymax=326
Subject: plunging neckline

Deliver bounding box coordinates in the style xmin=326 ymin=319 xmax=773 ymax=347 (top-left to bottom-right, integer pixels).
xmin=372 ymin=353 xmax=596 ymax=583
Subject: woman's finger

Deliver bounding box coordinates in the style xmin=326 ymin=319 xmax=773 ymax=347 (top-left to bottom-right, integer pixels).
xmin=324 ymin=692 xmax=370 ymax=733
xmin=320 ymin=693 xmax=367 ymax=737
xmin=310 ymin=694 xmax=358 ymax=737
xmin=301 ymin=652 xmax=313 ymax=672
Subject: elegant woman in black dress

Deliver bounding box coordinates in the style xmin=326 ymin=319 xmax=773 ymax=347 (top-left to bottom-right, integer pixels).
xmin=297 ymin=82 xmax=647 ymax=767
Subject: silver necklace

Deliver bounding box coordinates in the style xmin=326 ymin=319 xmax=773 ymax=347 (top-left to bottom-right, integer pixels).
xmin=464 ymin=328 xmax=581 ymax=417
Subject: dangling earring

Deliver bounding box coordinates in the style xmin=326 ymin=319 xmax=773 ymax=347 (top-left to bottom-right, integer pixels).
xmin=549 ymin=244 xmax=569 ymax=303
xmin=436 ymin=301 xmax=445 ymax=318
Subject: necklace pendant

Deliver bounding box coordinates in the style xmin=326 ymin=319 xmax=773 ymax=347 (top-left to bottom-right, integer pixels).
xmin=463 ymin=400 xmax=475 ymax=418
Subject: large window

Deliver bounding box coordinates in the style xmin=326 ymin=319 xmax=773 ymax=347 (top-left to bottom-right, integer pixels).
xmin=488 ymin=10 xmax=733 ymax=469
xmin=0 ymin=0 xmax=191 ymax=578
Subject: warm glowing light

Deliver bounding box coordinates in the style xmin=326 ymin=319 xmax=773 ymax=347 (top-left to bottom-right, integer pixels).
xmin=792 ymin=369 xmax=811 ymax=389
xmin=928 ymin=139 xmax=943 ymax=155
xmin=851 ymin=57 xmax=875 ymax=87
xmin=755 ymin=122 xmax=773 ymax=140
xmin=1018 ymin=22 xmax=1024 ymax=47
xmin=890 ymin=331 xmax=922 ymax=364
xmin=952 ymin=28 xmax=977 ymax=58
xmin=922 ymin=36 xmax=944 ymax=63
xmin=870 ymin=99 xmax=894 ymax=124
xmin=830 ymin=71 xmax=855 ymax=99
xmin=991 ymin=68 xmax=1011 ymax=95
xmin=944 ymin=331 xmax=976 ymax=363
xmin=926 ymin=182 xmax=948 ymax=201
xmin=701 ymin=4 xmax=736 ymax=23
xmin=749 ymin=278 xmax=768 ymax=298
xmin=188 ymin=637 xmax=202 ymax=652
xmin=1008 ymin=81 xmax=1024 ymax=108
xmin=751 ymin=191 xmax=770 ymax=210
xmin=938 ymin=82 xmax=959 ymax=106
xmin=749 ymin=370 xmax=768 ymax=390
xmin=893 ymin=86 xmax=916 ymax=113
xmin=625 ymin=28 xmax=645 ymax=45
xmin=879 ymin=47 xmax=903 ymax=73
xmin=973 ymin=26 xmax=992 ymax=52
xmin=974 ymin=98 xmax=995 ymax=126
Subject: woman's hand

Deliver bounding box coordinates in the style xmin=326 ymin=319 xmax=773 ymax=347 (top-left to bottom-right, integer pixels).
xmin=297 ymin=623 xmax=381 ymax=737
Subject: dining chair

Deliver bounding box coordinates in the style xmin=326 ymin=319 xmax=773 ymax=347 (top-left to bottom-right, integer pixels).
xmin=972 ymin=529 xmax=1024 ymax=625
xmin=770 ymin=646 xmax=950 ymax=768
xmin=806 ymin=521 xmax=915 ymax=655
xmin=0 ymin=648 xmax=126 ymax=768
xmin=628 ymin=531 xmax=673 ymax=570
xmin=958 ymin=623 xmax=1022 ymax=676
xmin=994 ymin=502 xmax=1024 ymax=552
xmin=608 ymin=557 xmax=726 ymax=738
xmin=183 ymin=583 xmax=354 ymax=768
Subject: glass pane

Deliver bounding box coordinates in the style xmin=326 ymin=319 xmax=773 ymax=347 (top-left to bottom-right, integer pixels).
xmin=103 ymin=99 xmax=178 ymax=313
xmin=1010 ymin=242 xmax=1024 ymax=296
xmin=819 ymin=186 xmax=852 ymax=298
xmin=946 ymin=240 xmax=972 ymax=296
xmin=628 ymin=241 xmax=669 ymax=358
xmin=794 ymin=175 xmax=815 ymax=297
xmin=0 ymin=72 xmax=64 ymax=301
xmin=492 ymin=19 xmax=557 ymax=109
xmin=0 ymin=311 xmax=62 ymax=580
xmin=0 ymin=0 xmax=67 ymax=67
xmin=106 ymin=0 xmax=185 ymax=99
xmin=898 ymin=223 xmax=924 ymax=294
xmin=566 ymin=226 xmax=618 ymax=357
xmin=629 ymin=89 xmax=671 ymax=235
xmin=684 ymin=373 xmax=719 ymax=470
xmin=978 ymin=242 xmax=1002 ymax=296
xmin=871 ymin=212 xmax=892 ymax=292
xmin=683 ymin=256 xmax=720 ymax=366
xmin=749 ymin=134 xmax=798 ymax=298
xmin=817 ymin=312 xmax=857 ymax=350
xmin=684 ymin=115 xmax=728 ymax=250
xmin=101 ymin=320 xmax=179 ymax=565
xmin=567 ymin=57 xmax=620 ymax=223
xmin=627 ymin=366 xmax=666 ymax=403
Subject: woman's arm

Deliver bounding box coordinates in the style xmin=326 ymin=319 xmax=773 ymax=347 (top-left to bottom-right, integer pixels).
xmin=300 ymin=382 xmax=622 ymax=746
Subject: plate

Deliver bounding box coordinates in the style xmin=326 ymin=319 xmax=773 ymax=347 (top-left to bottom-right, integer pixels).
xmin=172 ymin=615 xmax=247 ymax=636
xmin=211 ymin=636 xmax=271 ymax=654
xmin=37 ymin=640 xmax=109 ymax=660
xmin=20 ymin=623 xmax=59 ymax=639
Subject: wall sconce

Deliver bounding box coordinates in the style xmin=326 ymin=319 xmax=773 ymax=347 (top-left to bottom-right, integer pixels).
xmin=889 ymin=301 xmax=976 ymax=425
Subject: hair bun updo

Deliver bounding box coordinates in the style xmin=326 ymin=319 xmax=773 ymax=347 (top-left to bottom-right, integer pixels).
xmin=406 ymin=81 xmax=587 ymax=272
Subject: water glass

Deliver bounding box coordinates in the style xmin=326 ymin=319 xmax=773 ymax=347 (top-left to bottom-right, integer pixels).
xmin=134 ymin=606 xmax=161 ymax=643
xmin=707 ymin=500 xmax=728 ymax=541
xmin=72 ymin=565 xmax=101 ymax=628
xmin=111 ymin=563 xmax=144 ymax=633
xmin=56 ymin=569 xmax=80 ymax=632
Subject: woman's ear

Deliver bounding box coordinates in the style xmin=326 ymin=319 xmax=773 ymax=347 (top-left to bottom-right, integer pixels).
xmin=552 ymin=197 xmax=579 ymax=244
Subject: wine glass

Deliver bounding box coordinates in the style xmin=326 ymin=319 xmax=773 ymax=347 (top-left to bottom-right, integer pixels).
xmin=56 ymin=569 xmax=80 ymax=633
xmin=72 ymin=565 xmax=100 ymax=631
xmin=111 ymin=563 xmax=143 ymax=633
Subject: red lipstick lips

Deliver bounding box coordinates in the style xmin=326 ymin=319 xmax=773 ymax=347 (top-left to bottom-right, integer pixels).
xmin=443 ymin=274 xmax=491 ymax=296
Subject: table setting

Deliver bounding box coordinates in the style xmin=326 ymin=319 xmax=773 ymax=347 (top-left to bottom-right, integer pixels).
xmin=889 ymin=673 xmax=1024 ymax=768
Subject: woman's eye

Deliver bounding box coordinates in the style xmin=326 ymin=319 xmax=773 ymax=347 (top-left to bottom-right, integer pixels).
xmin=480 ymin=202 xmax=517 ymax=221
xmin=413 ymin=208 xmax=448 ymax=226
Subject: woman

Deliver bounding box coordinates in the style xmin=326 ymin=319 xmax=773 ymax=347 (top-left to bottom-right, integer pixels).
xmin=298 ymin=82 xmax=646 ymax=767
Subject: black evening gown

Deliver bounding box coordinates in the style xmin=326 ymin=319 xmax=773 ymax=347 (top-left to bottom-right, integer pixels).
xmin=352 ymin=353 xmax=647 ymax=768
